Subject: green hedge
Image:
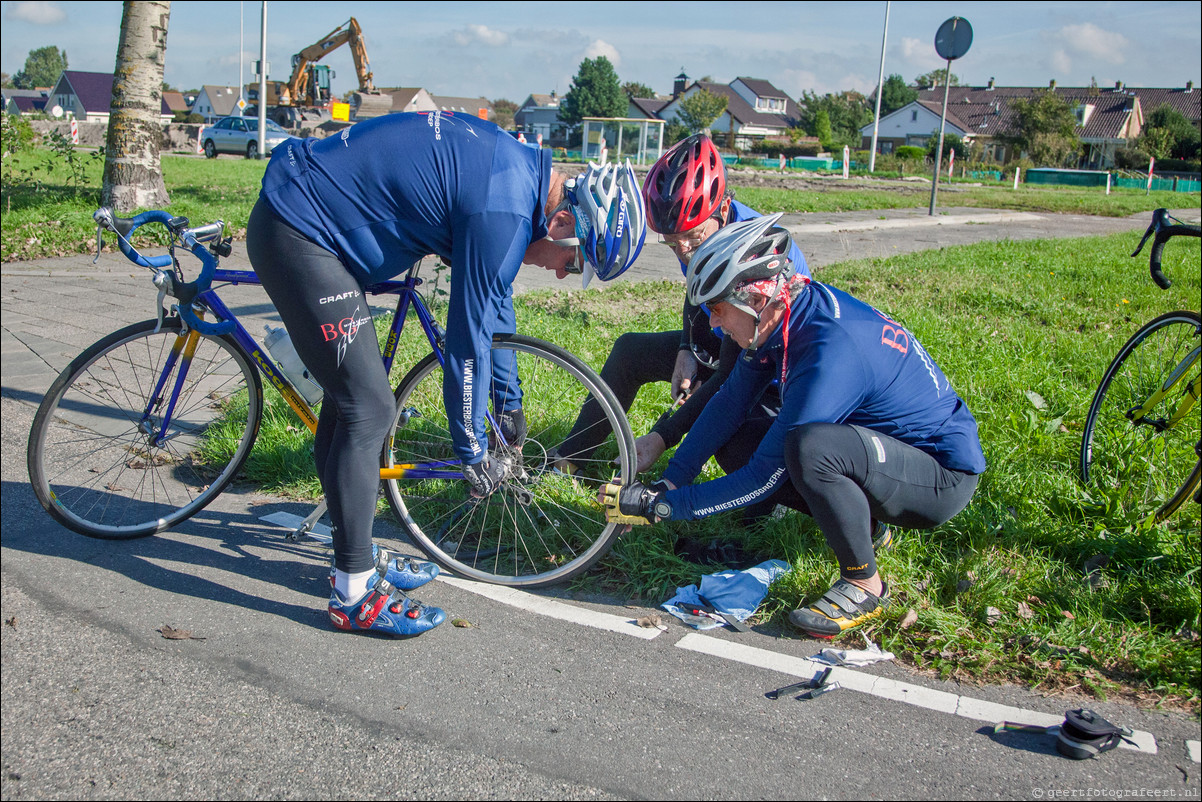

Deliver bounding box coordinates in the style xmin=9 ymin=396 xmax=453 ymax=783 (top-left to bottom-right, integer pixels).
xmin=750 ymin=141 xmax=823 ymax=158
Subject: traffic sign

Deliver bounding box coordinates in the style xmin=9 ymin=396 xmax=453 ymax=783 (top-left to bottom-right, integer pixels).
xmin=935 ymin=17 xmax=973 ymax=61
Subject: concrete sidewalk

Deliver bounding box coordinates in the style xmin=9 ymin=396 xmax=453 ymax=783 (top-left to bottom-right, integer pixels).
xmin=3 ymin=205 xmax=1192 ymax=407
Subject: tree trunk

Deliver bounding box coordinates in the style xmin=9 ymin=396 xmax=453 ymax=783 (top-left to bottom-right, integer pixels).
xmin=101 ymin=1 xmax=170 ymax=212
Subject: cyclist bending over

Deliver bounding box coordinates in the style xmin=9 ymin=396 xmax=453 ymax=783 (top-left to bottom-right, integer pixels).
xmin=247 ymin=111 xmax=645 ymax=636
xmin=556 ymin=135 xmax=809 ymax=492
xmin=602 ymin=215 xmax=985 ymax=638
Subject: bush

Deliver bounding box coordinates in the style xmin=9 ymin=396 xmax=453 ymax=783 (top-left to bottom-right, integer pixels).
xmin=1152 ymin=157 xmax=1202 ymax=174
xmin=896 ymin=145 xmax=926 ymax=162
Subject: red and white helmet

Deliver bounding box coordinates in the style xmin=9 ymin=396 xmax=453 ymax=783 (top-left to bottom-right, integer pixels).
xmin=643 ymin=134 xmax=726 ymax=235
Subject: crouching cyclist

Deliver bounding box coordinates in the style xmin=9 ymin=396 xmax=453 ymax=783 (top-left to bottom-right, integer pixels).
xmin=600 ymin=214 xmax=985 ymax=638
xmin=556 ymin=134 xmax=809 ymax=478
xmin=248 ymin=111 xmax=645 ymax=637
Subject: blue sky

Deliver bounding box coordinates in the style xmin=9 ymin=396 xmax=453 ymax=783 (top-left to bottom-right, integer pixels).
xmin=3 ymin=1 xmax=1199 ymax=101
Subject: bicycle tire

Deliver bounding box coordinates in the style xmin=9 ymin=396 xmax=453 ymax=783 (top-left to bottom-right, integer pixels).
xmin=1080 ymin=310 xmax=1201 ymax=525
xmin=28 ymin=318 xmax=263 ymax=539
xmin=382 ymin=334 xmax=636 ymax=588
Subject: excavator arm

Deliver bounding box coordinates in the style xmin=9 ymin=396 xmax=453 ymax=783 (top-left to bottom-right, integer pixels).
xmin=287 ymin=22 xmax=353 ymax=105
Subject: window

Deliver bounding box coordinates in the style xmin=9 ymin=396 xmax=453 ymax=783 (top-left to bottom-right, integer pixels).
xmin=755 ymin=96 xmax=787 ymax=114
xmin=911 ymin=110 xmax=918 ymax=122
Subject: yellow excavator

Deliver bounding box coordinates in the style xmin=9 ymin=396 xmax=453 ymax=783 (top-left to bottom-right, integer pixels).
xmin=246 ymin=17 xmax=392 ymax=128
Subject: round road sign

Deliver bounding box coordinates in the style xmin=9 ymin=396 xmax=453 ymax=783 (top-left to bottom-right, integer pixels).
xmin=935 ymin=17 xmax=973 ymax=61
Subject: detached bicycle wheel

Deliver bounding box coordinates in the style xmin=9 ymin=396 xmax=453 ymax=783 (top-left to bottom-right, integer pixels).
xmin=1080 ymin=311 xmax=1201 ymax=525
xmin=382 ymin=334 xmax=636 ymax=588
xmin=28 ymin=319 xmax=263 ymax=539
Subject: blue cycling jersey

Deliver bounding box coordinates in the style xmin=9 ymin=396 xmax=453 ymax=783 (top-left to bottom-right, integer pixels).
xmin=661 ymin=282 xmax=987 ymax=520
xmin=258 ymin=112 xmax=552 ymax=463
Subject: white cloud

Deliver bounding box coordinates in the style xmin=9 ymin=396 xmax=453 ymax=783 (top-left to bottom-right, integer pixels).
xmin=1056 ymin=23 xmax=1128 ymax=65
xmin=5 ymin=1 xmax=66 ymax=24
xmin=1050 ymin=48 xmax=1073 ymax=75
xmin=450 ymin=24 xmax=510 ymax=48
xmin=898 ymin=36 xmax=941 ymax=72
xmin=584 ymin=39 xmax=620 ymax=67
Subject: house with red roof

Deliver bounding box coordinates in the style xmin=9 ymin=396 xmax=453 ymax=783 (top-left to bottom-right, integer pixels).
xmin=861 ymin=79 xmax=1200 ymax=168
xmin=657 ymin=77 xmax=801 ymax=150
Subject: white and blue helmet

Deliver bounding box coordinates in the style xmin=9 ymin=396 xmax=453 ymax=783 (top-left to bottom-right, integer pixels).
xmin=565 ymin=159 xmax=647 ymax=283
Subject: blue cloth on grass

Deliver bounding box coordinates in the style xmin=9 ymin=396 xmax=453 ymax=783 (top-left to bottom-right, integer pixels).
xmin=663 ymin=559 xmax=790 ymax=629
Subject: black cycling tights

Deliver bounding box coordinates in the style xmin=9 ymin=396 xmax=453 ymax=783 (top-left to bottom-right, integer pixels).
xmin=781 ymin=423 xmax=979 ymax=581
xmin=247 ymin=200 xmax=392 ymax=575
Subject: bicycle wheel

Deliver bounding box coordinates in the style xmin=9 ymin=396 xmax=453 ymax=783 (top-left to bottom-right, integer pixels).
xmin=382 ymin=334 xmax=636 ymax=588
xmin=1080 ymin=311 xmax=1201 ymax=525
xmin=28 ymin=319 xmax=263 ymax=539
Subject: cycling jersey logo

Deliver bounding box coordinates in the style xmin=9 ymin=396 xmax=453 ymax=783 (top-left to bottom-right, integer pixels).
xmin=420 ymin=110 xmax=477 ymax=140
xmin=875 ymin=309 xmax=909 ymax=355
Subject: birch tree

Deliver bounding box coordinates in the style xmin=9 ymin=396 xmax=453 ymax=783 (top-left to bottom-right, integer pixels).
xmin=101 ymin=1 xmax=170 ymax=211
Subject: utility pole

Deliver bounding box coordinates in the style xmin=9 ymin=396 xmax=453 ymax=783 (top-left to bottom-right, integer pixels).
xmin=869 ymin=1 xmax=890 ymax=173
xmin=256 ymin=0 xmax=267 ymax=158
xmin=237 ymin=1 xmax=244 ymax=114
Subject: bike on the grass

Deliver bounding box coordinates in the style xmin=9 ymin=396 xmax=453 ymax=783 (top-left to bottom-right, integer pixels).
xmin=1079 ymin=208 xmax=1201 ymax=526
xmin=26 ymin=208 xmax=636 ymax=588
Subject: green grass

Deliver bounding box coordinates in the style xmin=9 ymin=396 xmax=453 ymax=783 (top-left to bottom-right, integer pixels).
xmin=225 ymin=232 xmax=1202 ymax=711
xmin=2 ymin=146 xmax=1197 ymax=261
xmin=735 ymin=182 xmax=1196 ymax=217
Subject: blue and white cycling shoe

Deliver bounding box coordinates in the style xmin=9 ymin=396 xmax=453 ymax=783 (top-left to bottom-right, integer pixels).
xmin=329 ymin=544 xmax=440 ymax=592
xmin=328 ymin=575 xmax=445 ymax=636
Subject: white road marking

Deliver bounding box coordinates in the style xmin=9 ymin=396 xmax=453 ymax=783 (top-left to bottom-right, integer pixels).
xmin=438 ymin=575 xmax=662 ymax=640
xmin=264 ymin=539 xmax=1168 ymax=757
xmin=676 ymin=634 xmax=1158 ymax=755
xmin=259 ymin=511 xmax=332 ymax=541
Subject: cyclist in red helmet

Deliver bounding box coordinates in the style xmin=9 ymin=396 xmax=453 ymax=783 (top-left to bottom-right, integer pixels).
xmin=556 ymin=135 xmax=809 ymax=517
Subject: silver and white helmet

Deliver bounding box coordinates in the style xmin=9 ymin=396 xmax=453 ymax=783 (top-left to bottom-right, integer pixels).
xmin=565 ymin=159 xmax=647 ymax=284
xmin=685 ymin=212 xmax=794 ymax=314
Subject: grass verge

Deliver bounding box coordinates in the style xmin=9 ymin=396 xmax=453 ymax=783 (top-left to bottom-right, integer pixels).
xmin=2 ymin=148 xmax=1196 ymax=260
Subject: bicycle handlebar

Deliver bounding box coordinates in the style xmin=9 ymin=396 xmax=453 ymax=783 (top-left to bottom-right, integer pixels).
xmin=1131 ymin=208 xmax=1202 ymax=290
xmin=94 ymin=207 xmax=234 ymax=336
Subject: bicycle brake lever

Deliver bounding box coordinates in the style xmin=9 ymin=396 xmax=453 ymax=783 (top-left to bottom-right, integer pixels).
xmin=152 ymin=270 xmax=173 ymax=333
xmin=93 ymin=223 xmax=104 ymax=264
xmin=1131 ymin=221 xmax=1156 ymax=258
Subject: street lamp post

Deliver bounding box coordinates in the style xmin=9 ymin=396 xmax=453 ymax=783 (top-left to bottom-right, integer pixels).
xmin=869 ymin=1 xmax=891 ymax=173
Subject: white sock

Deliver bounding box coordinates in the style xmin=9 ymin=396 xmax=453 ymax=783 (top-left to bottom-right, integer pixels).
xmin=334 ymin=568 xmax=376 ymax=600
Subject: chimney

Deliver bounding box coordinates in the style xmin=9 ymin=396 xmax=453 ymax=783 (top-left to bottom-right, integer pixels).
xmin=1187 ymin=81 xmax=1194 ymax=93
xmin=1114 ymin=81 xmax=1123 ymax=91
xmin=1049 ymin=79 xmax=1057 ymax=90
xmin=673 ymin=70 xmax=689 ymax=99
xmin=987 ymin=77 xmax=995 ymax=90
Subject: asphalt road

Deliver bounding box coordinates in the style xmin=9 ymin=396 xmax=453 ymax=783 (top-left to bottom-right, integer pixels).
xmin=3 ymin=206 xmax=1201 ymax=800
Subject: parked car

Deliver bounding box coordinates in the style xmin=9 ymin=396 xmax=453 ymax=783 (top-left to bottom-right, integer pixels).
xmin=202 ymin=116 xmax=291 ymax=159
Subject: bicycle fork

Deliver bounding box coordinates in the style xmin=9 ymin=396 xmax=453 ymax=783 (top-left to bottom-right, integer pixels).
xmin=1125 ymin=345 xmax=1200 ymax=431
xmin=140 ymin=328 xmax=204 ymax=446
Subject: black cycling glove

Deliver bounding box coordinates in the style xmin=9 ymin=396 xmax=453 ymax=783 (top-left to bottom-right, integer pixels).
xmin=600 ymin=480 xmax=671 ymax=525
xmin=463 ymin=455 xmax=506 ymax=497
